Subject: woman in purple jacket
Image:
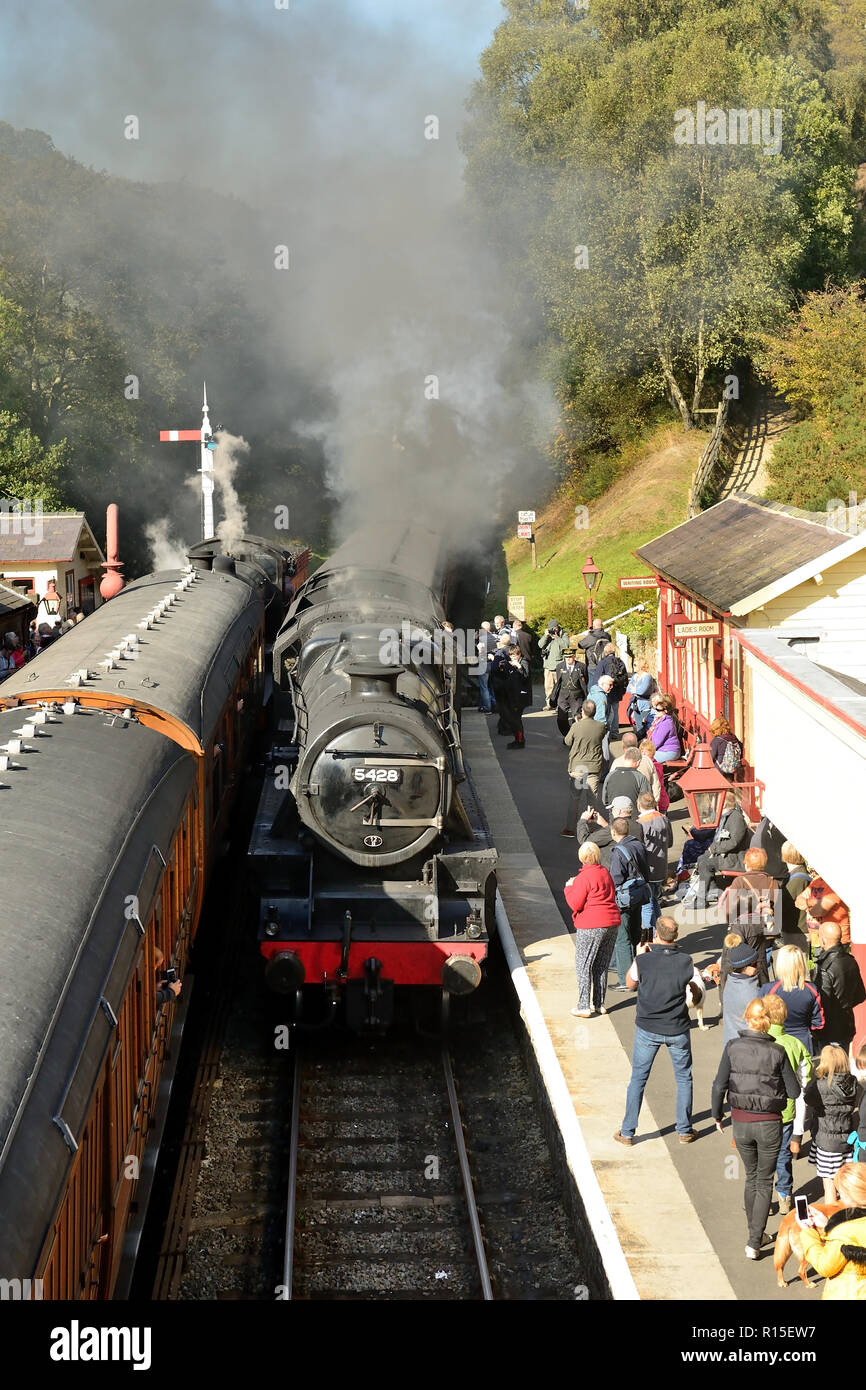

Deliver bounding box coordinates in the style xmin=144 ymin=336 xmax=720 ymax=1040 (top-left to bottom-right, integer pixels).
xmin=645 ymin=694 xmax=681 ymax=763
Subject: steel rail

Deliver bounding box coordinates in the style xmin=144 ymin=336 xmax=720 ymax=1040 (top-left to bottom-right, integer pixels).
xmin=282 ymin=1046 xmax=302 ymax=1299
xmin=441 ymin=1042 xmax=494 ymax=1300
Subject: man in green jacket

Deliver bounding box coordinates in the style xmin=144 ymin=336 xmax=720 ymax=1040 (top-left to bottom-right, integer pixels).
xmin=539 ymin=620 xmax=571 ymax=701
xmin=764 ymin=992 xmax=813 ymax=1215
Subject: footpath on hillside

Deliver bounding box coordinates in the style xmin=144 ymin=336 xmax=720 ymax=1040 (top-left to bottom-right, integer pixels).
xmin=719 ymin=385 xmax=795 ymax=500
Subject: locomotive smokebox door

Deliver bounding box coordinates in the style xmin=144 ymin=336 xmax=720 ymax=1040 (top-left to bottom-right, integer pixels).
xmin=345 ymin=957 xmax=394 ymax=1031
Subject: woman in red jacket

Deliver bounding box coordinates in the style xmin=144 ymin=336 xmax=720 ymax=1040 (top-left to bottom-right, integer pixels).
xmin=565 ymin=841 xmax=622 ymax=1017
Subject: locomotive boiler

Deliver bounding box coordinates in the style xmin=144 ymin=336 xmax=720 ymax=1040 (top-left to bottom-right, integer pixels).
xmin=250 ymin=521 xmax=497 ymax=1030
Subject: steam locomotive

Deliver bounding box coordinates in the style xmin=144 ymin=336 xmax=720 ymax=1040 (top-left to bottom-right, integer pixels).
xmin=250 ymin=521 xmax=497 ymax=1030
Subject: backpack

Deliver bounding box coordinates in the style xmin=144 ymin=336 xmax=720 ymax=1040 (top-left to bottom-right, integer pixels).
xmin=588 ymin=636 xmax=607 ymax=669
xmin=614 ymin=845 xmax=651 ymax=910
xmin=718 ymin=736 xmax=742 ymax=775
xmin=609 ymin=656 xmax=628 ymax=696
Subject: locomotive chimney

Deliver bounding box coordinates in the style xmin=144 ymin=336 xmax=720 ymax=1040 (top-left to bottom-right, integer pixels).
xmin=99 ymin=503 xmax=125 ymax=601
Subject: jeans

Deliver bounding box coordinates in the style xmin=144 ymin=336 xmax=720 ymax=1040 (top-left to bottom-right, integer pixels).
xmin=776 ymin=1120 xmax=794 ymax=1199
xmin=621 ymin=1026 xmax=693 ymax=1137
xmin=641 ymin=882 xmax=662 ymax=933
xmin=732 ymin=1118 xmax=783 ymax=1248
xmin=478 ymin=667 xmax=492 ymax=712
xmin=613 ymin=904 xmax=642 ymax=987
xmin=655 ymin=749 xmax=678 ymax=764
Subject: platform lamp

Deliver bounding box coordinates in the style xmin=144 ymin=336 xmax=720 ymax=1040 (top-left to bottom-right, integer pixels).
xmin=676 ymin=743 xmax=732 ymax=831
xmin=40 ymin=578 xmax=63 ymax=624
xmin=581 ymin=555 xmax=603 ymax=630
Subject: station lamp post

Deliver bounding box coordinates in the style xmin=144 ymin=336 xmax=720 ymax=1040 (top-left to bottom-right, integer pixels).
xmin=40 ymin=578 xmax=63 ymax=626
xmin=676 ymin=743 xmax=732 ymax=830
xmin=581 ymin=555 xmax=603 ymax=630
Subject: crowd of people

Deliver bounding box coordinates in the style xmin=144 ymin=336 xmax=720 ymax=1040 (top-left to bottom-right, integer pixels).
xmin=0 ymin=610 xmax=84 ymax=680
xmin=478 ymin=609 xmax=866 ymax=1293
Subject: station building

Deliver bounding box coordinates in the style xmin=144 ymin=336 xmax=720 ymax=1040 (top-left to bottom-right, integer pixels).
xmin=637 ymin=493 xmax=866 ymax=1050
xmin=0 ymin=512 xmax=106 ymax=621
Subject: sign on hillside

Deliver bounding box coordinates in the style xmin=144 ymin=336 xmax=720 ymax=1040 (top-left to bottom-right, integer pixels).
xmin=517 ymin=510 xmax=536 ymax=524
xmin=516 ymin=524 xmax=532 ymax=539
xmin=507 ymin=594 xmax=525 ymax=620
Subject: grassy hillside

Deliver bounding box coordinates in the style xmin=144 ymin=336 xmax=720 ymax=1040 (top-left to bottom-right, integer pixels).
xmin=495 ymin=424 xmax=706 ymax=643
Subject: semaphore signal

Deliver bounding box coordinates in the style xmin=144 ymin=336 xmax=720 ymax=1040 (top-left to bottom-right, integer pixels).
xmin=159 ymin=383 xmax=218 ymax=541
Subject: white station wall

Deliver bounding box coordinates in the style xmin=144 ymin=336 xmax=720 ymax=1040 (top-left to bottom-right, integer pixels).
xmin=747 ymin=654 xmax=865 ymax=944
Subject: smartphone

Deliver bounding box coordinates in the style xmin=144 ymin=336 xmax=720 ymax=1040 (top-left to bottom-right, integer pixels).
xmin=164 ymin=967 xmax=177 ymax=984
xmin=794 ymin=1194 xmax=811 ymax=1225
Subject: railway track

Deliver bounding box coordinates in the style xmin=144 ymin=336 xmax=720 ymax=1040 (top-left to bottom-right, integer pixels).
xmin=283 ymin=1030 xmax=493 ymax=1301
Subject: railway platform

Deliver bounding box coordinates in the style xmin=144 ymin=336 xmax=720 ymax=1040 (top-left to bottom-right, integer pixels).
xmin=462 ymin=700 xmax=823 ymax=1303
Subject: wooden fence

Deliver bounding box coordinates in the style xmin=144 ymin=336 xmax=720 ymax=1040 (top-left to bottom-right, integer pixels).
xmin=688 ymin=398 xmax=730 ymax=517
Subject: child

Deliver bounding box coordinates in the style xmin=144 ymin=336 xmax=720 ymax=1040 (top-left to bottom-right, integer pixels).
xmin=804 ymin=1045 xmax=859 ymax=1203
xmin=762 ymin=992 xmax=812 ymax=1214
xmin=720 ymin=941 xmax=760 ymax=1047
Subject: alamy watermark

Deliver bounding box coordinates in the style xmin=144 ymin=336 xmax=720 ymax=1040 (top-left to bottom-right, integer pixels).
xmin=0 ymin=497 xmax=44 ymax=545
xmin=826 ymin=492 xmax=866 ymax=536
xmin=379 ymin=623 xmax=486 ymax=676
xmin=674 ymin=103 xmax=782 ymax=157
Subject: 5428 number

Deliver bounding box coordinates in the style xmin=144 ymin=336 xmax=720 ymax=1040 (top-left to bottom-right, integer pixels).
xmin=353 ymin=767 xmax=400 ymax=783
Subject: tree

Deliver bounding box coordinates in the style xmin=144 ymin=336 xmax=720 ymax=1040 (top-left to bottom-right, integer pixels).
xmin=757 ymin=282 xmax=866 ymax=414
xmin=463 ymin=0 xmax=858 ymax=453
xmin=0 ymin=412 xmax=68 ymax=507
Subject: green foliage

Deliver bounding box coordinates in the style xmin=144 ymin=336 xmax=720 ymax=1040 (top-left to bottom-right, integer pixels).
xmin=766 ymin=379 xmax=866 ymax=508
xmin=758 ymin=283 xmax=866 ymax=414
xmin=463 ymin=0 xmax=861 ymax=488
xmin=0 ymin=412 xmax=68 ymax=507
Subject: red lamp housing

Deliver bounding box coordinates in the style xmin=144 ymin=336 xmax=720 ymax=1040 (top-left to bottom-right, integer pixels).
xmin=676 ymin=742 xmax=732 ymax=829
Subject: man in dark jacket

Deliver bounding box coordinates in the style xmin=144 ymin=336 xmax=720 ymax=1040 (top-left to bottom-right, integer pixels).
xmin=814 ymin=923 xmax=866 ymax=1051
xmin=614 ymin=917 xmax=704 ymax=1145
xmin=602 ymin=747 xmax=650 ymax=814
xmin=577 ymin=619 xmax=611 ymax=679
xmin=609 ymin=816 xmax=650 ymax=991
xmin=511 ymin=618 xmax=533 ymax=664
xmin=549 ymin=651 xmax=587 ymax=736
xmin=689 ymin=792 xmax=750 ymax=904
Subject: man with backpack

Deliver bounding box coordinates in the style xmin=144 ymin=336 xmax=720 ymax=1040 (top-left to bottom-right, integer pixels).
xmin=594 ymin=642 xmax=629 ymax=744
xmin=577 ymin=618 xmax=612 ymax=681
xmin=609 ymin=815 xmax=651 ymax=991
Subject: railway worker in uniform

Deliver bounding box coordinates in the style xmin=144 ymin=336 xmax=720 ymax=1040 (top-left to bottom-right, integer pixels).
xmin=549 ymin=648 xmax=587 ymax=737
xmin=614 ymin=917 xmax=703 ymax=1147
xmin=565 ymin=841 xmax=621 ymax=1017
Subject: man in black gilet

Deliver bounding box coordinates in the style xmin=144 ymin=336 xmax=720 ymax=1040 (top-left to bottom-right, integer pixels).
xmin=614 ymin=918 xmax=703 ymax=1145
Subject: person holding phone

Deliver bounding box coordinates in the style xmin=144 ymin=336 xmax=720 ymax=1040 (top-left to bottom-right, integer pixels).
xmin=154 ymin=946 xmax=183 ymax=1005
xmin=796 ymin=1163 xmax=866 ymax=1299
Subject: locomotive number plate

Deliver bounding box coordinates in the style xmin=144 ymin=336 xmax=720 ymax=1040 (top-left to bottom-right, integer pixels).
xmin=353 ymin=767 xmax=402 ymax=784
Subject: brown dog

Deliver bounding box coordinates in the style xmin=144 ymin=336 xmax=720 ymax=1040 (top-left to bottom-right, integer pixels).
xmin=773 ymin=1202 xmax=846 ymax=1288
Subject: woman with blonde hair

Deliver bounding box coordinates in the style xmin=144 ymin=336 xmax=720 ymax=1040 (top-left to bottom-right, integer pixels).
xmin=564 ymin=840 xmax=621 ymax=1017
xmin=759 ymin=944 xmax=823 ymax=1053
xmin=804 ymin=1046 xmax=859 ymax=1203
xmin=797 ymin=1163 xmax=866 ymax=1299
xmin=780 ymin=843 xmax=810 ymax=940
xmin=626 ymin=658 xmax=655 ymax=739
